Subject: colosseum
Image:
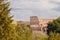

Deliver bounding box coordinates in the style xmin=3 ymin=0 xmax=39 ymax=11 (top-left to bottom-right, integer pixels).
xmin=30 ymin=16 xmax=53 ymax=34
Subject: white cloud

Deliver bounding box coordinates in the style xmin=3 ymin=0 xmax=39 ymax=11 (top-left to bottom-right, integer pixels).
xmin=50 ymin=0 xmax=60 ymax=2
xmin=11 ymin=0 xmax=57 ymax=9
xmin=11 ymin=9 xmax=33 ymax=21
xmin=10 ymin=0 xmax=60 ymax=21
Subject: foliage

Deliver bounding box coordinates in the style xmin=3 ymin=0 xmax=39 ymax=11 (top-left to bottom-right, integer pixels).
xmin=48 ymin=31 xmax=60 ymax=40
xmin=0 ymin=0 xmax=17 ymax=40
xmin=47 ymin=17 xmax=60 ymax=35
xmin=33 ymin=31 xmax=48 ymax=40
xmin=47 ymin=17 xmax=60 ymax=40
xmin=16 ymin=24 xmax=34 ymax=40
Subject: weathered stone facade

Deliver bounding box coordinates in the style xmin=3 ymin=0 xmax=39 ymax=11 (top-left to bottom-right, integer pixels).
xmin=30 ymin=16 xmax=53 ymax=33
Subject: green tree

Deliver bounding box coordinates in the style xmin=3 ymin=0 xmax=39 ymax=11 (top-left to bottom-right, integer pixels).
xmin=47 ymin=17 xmax=60 ymax=35
xmin=47 ymin=17 xmax=60 ymax=40
xmin=0 ymin=0 xmax=17 ymax=40
xmin=16 ymin=24 xmax=34 ymax=40
xmin=48 ymin=31 xmax=60 ymax=40
xmin=24 ymin=26 xmax=33 ymax=40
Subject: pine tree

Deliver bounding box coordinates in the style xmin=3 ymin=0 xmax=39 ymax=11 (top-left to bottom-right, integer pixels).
xmin=0 ymin=0 xmax=17 ymax=40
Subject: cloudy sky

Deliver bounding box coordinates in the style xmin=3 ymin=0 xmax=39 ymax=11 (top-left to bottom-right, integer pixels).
xmin=9 ymin=0 xmax=60 ymax=21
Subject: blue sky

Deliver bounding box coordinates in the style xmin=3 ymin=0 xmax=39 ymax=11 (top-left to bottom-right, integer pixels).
xmin=9 ymin=0 xmax=60 ymax=21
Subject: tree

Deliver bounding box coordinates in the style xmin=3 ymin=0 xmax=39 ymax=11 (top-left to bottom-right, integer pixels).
xmin=47 ymin=17 xmax=60 ymax=35
xmin=0 ymin=0 xmax=17 ymax=40
xmin=48 ymin=31 xmax=60 ymax=40
xmin=24 ymin=26 xmax=33 ymax=40
xmin=16 ymin=24 xmax=34 ymax=40
xmin=47 ymin=17 xmax=60 ymax=40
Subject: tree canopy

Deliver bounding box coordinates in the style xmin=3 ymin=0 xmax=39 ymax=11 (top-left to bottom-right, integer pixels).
xmin=0 ymin=0 xmax=18 ymax=40
xmin=47 ymin=17 xmax=60 ymax=35
xmin=47 ymin=17 xmax=60 ymax=40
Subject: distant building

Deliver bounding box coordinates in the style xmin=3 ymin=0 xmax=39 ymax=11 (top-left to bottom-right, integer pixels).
xmin=30 ymin=16 xmax=53 ymax=33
